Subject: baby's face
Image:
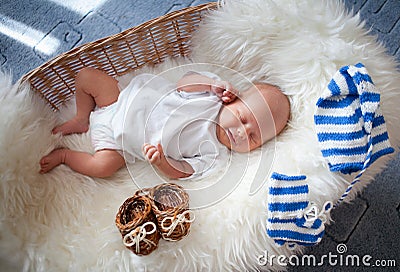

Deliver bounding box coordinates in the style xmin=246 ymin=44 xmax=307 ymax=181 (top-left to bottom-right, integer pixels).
xmin=216 ymin=85 xmax=277 ymax=152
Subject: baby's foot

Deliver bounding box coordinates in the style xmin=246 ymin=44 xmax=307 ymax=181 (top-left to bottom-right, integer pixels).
xmin=52 ymin=117 xmax=89 ymax=135
xmin=39 ymin=149 xmax=66 ymax=174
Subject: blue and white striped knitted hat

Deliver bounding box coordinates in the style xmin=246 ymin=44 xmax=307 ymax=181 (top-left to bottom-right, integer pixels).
xmin=315 ymin=63 xmax=394 ymax=175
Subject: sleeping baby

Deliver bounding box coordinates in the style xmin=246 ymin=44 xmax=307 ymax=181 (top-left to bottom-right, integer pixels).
xmin=39 ymin=67 xmax=290 ymax=179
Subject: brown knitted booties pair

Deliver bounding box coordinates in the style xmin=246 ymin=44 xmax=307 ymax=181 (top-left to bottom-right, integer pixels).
xmin=115 ymin=183 xmax=194 ymax=256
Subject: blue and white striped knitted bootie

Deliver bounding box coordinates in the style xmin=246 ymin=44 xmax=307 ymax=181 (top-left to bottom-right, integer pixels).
xmin=266 ymin=173 xmax=332 ymax=249
xmin=315 ymin=63 xmax=394 ymax=204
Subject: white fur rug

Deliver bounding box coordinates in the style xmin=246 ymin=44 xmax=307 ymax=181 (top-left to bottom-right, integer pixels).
xmin=1 ymin=0 xmax=399 ymax=271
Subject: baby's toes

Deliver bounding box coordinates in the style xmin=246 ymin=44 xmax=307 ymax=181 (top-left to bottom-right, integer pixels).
xmin=40 ymin=156 xmax=48 ymax=166
xmin=39 ymin=148 xmax=66 ymax=174
xmin=39 ymin=161 xmax=49 ymax=173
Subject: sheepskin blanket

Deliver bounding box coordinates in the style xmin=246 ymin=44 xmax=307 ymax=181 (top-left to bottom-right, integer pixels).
xmin=1 ymin=0 xmax=399 ymax=271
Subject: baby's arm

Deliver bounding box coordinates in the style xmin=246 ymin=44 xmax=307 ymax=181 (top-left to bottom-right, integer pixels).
xmin=142 ymin=143 xmax=194 ymax=179
xmin=176 ymin=72 xmax=238 ymax=103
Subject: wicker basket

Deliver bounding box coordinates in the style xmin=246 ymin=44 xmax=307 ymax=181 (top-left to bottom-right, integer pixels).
xmin=115 ymin=190 xmax=160 ymax=256
xmin=150 ymin=183 xmax=194 ymax=241
xmin=21 ymin=2 xmax=218 ymax=111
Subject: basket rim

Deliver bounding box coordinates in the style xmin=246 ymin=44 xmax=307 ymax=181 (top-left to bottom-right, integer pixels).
xmin=150 ymin=183 xmax=189 ymax=214
xmin=21 ymin=2 xmax=219 ymax=84
xmin=115 ymin=194 xmax=154 ymax=231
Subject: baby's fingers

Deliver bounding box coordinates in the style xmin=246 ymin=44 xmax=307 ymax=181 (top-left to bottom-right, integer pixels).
xmin=142 ymin=143 xmax=162 ymax=165
xmin=142 ymin=143 xmax=153 ymax=155
xmin=221 ymin=88 xmax=238 ymax=103
xmin=156 ymin=143 xmax=164 ymax=154
xmin=211 ymin=80 xmax=228 ymax=97
xmin=148 ymin=150 xmax=161 ymax=164
xmin=143 ymin=143 xmax=156 ymax=157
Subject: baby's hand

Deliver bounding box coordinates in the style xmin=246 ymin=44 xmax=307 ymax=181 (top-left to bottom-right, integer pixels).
xmin=142 ymin=143 xmax=165 ymax=166
xmin=211 ymin=80 xmax=238 ymax=103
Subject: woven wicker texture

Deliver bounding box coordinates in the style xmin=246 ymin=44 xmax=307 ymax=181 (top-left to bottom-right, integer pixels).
xmin=21 ymin=2 xmax=218 ymax=111
xmin=150 ymin=183 xmax=192 ymax=241
xmin=115 ymin=191 xmax=160 ymax=256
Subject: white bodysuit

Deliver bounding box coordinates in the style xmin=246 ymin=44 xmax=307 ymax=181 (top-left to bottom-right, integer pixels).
xmin=89 ymin=71 xmax=229 ymax=178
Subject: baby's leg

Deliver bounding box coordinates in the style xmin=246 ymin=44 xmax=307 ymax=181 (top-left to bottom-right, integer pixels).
xmin=53 ymin=67 xmax=120 ymax=135
xmin=40 ymin=148 xmax=125 ymax=178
